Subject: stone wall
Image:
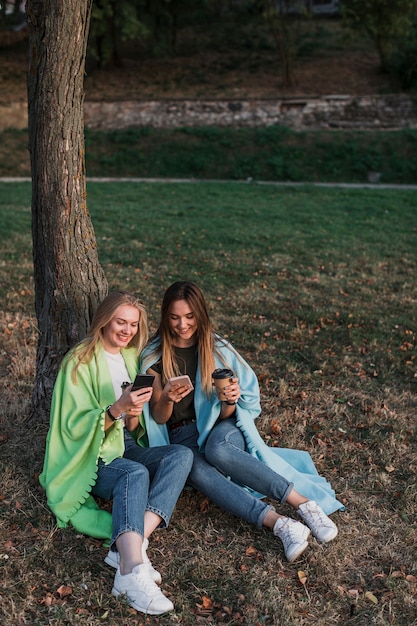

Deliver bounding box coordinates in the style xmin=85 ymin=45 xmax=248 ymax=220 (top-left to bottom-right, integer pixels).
xmin=1 ymin=95 xmax=417 ymax=132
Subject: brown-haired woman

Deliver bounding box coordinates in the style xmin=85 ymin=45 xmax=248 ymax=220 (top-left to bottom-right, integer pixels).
xmin=142 ymin=281 xmax=343 ymax=563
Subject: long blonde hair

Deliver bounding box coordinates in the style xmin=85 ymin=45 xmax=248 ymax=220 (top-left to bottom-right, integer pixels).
xmin=69 ymin=291 xmax=148 ymax=383
xmin=147 ymin=281 xmax=231 ymax=396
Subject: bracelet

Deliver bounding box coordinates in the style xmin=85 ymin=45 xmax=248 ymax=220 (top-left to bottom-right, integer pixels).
xmin=106 ymin=405 xmax=126 ymax=421
xmin=223 ymin=400 xmax=236 ymax=406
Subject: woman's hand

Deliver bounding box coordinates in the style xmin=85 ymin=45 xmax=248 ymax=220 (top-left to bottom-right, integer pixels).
xmin=222 ymin=377 xmax=240 ymax=404
xmin=163 ymin=380 xmax=193 ymax=404
xmin=128 ymin=387 xmax=153 ymax=415
xmin=217 ymin=377 xmax=240 ymax=420
xmin=112 ymin=385 xmax=153 ymax=419
xmin=126 ymin=386 xmax=153 ymax=417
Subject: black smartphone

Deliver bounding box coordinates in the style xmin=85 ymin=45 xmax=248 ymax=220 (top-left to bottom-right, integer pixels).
xmin=131 ymin=374 xmax=155 ymax=392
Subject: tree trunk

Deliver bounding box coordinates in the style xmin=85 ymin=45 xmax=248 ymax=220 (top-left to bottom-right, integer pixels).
xmin=26 ymin=0 xmax=108 ymax=423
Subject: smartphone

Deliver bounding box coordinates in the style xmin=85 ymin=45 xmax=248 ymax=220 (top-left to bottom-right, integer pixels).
xmin=131 ymin=374 xmax=155 ymax=392
xmin=168 ymin=375 xmax=194 ymax=390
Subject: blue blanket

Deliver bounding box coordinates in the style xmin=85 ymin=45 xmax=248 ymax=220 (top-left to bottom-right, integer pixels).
xmin=141 ymin=338 xmax=344 ymax=516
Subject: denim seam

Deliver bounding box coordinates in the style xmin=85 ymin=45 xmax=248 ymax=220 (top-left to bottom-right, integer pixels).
xmin=146 ymin=506 xmax=169 ymax=528
xmin=111 ymin=528 xmax=144 ymax=549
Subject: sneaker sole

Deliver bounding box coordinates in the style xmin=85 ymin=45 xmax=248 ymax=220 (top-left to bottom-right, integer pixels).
xmin=112 ymin=588 xmax=174 ymax=615
xmin=316 ymin=527 xmax=338 ymax=543
xmin=287 ymin=539 xmax=309 ymax=563
xmin=104 ymin=554 xmax=118 ymax=569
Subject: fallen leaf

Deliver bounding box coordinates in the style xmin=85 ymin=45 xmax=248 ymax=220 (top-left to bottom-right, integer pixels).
xmin=4 ymin=541 xmax=18 ymax=552
xmin=56 ymin=585 xmax=72 ymax=598
xmin=406 ymin=574 xmax=417 ymax=583
xmin=245 ymin=546 xmax=258 ymax=558
xmin=298 ymin=570 xmax=307 ymax=585
xmin=270 ymin=419 xmax=280 ymax=434
xmin=365 ymin=591 xmax=378 ymax=604
xmin=201 ymin=595 xmax=213 ymax=609
xmin=385 ymin=465 xmax=395 ymax=473
xmin=199 ymin=498 xmax=210 ymax=513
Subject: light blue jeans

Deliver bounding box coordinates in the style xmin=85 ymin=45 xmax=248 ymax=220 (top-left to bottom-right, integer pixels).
xmin=92 ymin=432 xmax=193 ymax=548
xmin=169 ymin=419 xmax=293 ymax=529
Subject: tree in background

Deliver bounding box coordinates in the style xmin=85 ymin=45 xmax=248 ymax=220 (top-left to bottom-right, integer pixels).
xmin=26 ymin=0 xmax=108 ymax=422
xmin=259 ymin=0 xmax=309 ymax=87
xmin=88 ymin=0 xmax=198 ymax=68
xmin=390 ymin=22 xmax=417 ymax=90
xmin=89 ymin=0 xmax=148 ymax=68
xmin=342 ymin=0 xmax=417 ymax=71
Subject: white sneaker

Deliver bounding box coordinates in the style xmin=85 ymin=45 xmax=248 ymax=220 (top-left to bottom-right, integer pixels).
xmin=297 ymin=500 xmax=338 ymax=543
xmin=273 ymin=517 xmax=310 ymax=562
xmin=112 ymin=564 xmax=174 ymax=615
xmin=104 ymin=538 xmax=162 ymax=584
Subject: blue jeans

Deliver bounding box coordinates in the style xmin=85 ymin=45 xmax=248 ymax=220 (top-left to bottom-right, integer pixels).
xmin=92 ymin=432 xmax=193 ymax=548
xmin=169 ymin=420 xmax=293 ymax=529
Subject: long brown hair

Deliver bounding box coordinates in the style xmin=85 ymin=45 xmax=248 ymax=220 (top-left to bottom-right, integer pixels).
xmin=69 ymin=291 xmax=148 ymax=382
xmin=148 ymin=281 xmax=231 ymax=396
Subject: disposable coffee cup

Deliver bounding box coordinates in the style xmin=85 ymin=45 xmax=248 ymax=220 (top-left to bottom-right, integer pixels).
xmin=212 ymin=368 xmax=235 ymax=401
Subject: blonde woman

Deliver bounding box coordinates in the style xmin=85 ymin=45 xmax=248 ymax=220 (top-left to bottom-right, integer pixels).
xmin=40 ymin=291 xmax=193 ymax=615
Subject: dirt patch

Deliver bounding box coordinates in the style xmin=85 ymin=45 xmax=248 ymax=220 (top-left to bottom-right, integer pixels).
xmin=83 ymin=49 xmax=394 ymax=101
xmin=0 ymin=27 xmax=397 ymax=106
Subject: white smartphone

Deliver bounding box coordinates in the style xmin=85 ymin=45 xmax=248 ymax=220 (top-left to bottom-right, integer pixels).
xmin=168 ymin=375 xmax=194 ymax=390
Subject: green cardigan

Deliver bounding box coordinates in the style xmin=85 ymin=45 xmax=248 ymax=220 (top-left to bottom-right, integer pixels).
xmin=39 ymin=345 xmax=140 ymax=540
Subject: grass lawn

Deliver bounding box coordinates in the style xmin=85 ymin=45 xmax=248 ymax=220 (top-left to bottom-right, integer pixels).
xmin=2 ymin=127 xmax=417 ymax=184
xmin=0 ymin=181 xmax=416 ymax=625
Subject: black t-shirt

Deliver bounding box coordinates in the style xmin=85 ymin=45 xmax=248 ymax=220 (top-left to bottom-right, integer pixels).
xmin=153 ymin=344 xmax=198 ymax=425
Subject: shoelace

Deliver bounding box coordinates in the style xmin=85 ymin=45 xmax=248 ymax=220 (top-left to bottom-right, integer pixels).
xmin=280 ymin=519 xmax=301 ymax=542
xmin=129 ymin=568 xmax=161 ymax=594
xmin=302 ymin=504 xmax=331 ymax=529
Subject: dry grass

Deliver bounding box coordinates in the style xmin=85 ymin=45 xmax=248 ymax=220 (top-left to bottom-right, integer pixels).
xmin=1 ymin=309 xmax=416 ymax=625
xmin=0 ymin=183 xmax=416 ymax=625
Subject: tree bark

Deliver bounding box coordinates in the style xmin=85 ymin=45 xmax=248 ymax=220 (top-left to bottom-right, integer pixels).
xmin=27 ymin=0 xmax=108 ymax=423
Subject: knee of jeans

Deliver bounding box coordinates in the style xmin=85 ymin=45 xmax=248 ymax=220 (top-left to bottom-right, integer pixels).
xmin=188 ymin=455 xmax=215 ymax=488
xmin=179 ymin=446 xmax=194 ymax=470
xmin=205 ymin=439 xmax=232 ymax=469
xmin=205 ymin=428 xmax=244 ymax=466
xmin=128 ymin=463 xmax=151 ymax=482
xmin=113 ymin=463 xmax=150 ymax=496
